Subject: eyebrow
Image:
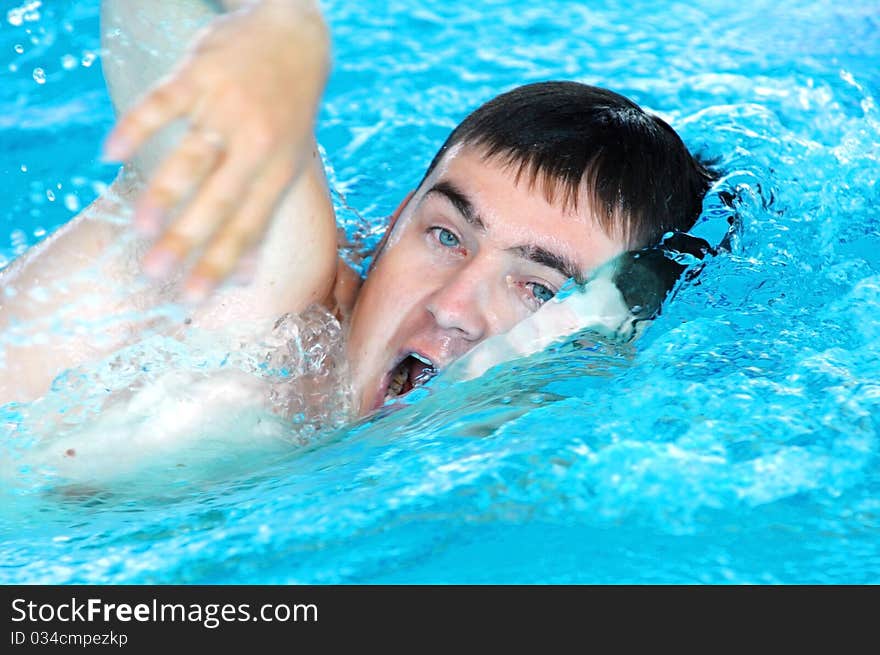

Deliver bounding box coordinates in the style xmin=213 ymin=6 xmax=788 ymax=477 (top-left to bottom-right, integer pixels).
xmin=509 ymin=245 xmax=583 ymax=284
xmin=425 ymin=181 xmax=486 ymax=231
xmin=426 ymin=179 xmax=583 ymax=283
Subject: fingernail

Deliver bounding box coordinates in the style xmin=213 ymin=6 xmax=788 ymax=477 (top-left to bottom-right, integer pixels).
xmin=102 ymin=134 xmax=131 ymax=162
xmin=142 ymin=249 xmax=177 ymax=279
xmin=183 ymin=276 xmax=213 ymax=304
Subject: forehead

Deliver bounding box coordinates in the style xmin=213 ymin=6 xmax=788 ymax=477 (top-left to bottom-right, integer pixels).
xmin=414 ymin=145 xmax=626 ymax=274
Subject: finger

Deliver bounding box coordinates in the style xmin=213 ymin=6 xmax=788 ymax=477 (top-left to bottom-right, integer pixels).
xmin=103 ymin=76 xmax=197 ymax=161
xmin=134 ymin=129 xmax=224 ymax=236
xmin=184 ymin=157 xmax=295 ymax=302
xmin=142 ymin=140 xmax=265 ymax=278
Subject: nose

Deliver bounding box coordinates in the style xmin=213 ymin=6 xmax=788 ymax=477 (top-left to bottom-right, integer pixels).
xmin=425 ymin=263 xmax=490 ymax=342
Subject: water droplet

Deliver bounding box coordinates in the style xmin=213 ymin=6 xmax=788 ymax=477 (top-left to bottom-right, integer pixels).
xmin=8 ymin=63 xmax=17 ymax=73
xmin=61 ymin=54 xmax=77 ymax=70
xmin=20 ymin=164 xmax=27 ymax=172
xmin=7 ymin=1 xmax=42 ymax=26
xmin=63 ymin=194 xmax=80 ymax=212
xmin=14 ymin=44 xmax=23 ymax=54
xmin=45 ymin=189 xmax=55 ymax=201
xmin=33 ymin=227 xmax=46 ymax=237
xmin=81 ymin=51 xmax=96 ymax=67
xmin=32 ymin=67 xmax=45 ymax=84
xmin=11 ymin=229 xmax=27 ymax=247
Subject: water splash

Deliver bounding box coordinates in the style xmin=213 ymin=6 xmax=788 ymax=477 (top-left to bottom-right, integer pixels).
xmin=2 ymin=304 xmax=353 ymax=493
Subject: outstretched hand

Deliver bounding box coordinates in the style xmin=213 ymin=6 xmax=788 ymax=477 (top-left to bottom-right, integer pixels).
xmin=103 ymin=1 xmax=329 ymax=302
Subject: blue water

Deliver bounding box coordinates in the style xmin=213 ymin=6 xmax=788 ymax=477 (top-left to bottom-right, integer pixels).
xmin=2 ymin=0 xmax=879 ymax=583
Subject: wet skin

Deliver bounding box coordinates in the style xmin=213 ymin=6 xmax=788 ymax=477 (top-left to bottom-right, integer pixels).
xmin=346 ymin=145 xmax=629 ymax=414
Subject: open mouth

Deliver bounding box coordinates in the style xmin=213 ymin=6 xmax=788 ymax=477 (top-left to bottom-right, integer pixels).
xmin=383 ymin=352 xmax=437 ymax=402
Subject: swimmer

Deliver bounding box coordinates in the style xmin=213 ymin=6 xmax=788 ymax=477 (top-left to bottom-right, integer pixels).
xmin=0 ymin=0 xmax=715 ymax=418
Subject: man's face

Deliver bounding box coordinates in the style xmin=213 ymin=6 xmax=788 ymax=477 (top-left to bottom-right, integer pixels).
xmin=346 ymin=145 xmax=628 ymax=414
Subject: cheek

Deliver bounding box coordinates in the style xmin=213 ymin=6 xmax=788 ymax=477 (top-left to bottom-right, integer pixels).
xmin=485 ymin=301 xmax=530 ymax=339
xmin=351 ymin=256 xmax=420 ymax=345
xmin=370 ymin=233 xmax=434 ymax=302
xmin=480 ymin=272 xmax=537 ymax=335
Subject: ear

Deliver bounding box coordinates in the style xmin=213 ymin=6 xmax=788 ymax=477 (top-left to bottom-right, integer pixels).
xmin=370 ymin=190 xmax=415 ymax=266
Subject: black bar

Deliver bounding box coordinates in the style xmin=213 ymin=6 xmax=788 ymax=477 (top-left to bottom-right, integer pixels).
xmin=1 ymin=585 xmax=875 ymax=649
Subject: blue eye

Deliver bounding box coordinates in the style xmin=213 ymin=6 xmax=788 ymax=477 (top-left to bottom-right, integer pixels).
xmin=528 ymin=282 xmax=555 ymax=305
xmin=436 ymin=228 xmax=460 ymax=248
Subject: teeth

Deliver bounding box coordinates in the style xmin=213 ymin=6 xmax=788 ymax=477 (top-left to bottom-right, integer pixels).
xmin=384 ymin=353 xmax=438 ymax=402
xmin=386 ymin=360 xmax=408 ymax=399
xmin=410 ymin=352 xmax=434 ymax=367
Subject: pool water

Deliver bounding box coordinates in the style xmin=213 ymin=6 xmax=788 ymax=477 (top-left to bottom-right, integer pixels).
xmin=2 ymin=0 xmax=879 ymax=583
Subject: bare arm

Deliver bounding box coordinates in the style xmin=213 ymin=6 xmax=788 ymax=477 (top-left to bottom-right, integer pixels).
xmin=101 ymin=0 xmax=338 ymax=317
xmin=0 ymin=0 xmax=340 ymax=404
xmin=104 ymin=0 xmax=333 ymax=303
xmin=99 ymin=0 xmax=220 ymax=178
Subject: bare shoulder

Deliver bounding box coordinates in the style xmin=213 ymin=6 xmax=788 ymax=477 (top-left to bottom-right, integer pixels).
xmin=185 ymin=152 xmax=341 ymax=330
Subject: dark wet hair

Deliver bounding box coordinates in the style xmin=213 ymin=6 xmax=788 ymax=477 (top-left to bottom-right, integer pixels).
xmin=613 ymin=230 xmax=716 ymax=324
xmin=420 ymin=81 xmax=716 ymax=249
